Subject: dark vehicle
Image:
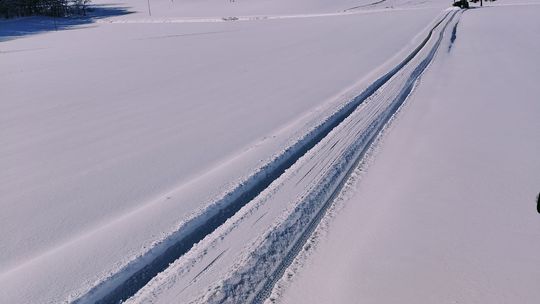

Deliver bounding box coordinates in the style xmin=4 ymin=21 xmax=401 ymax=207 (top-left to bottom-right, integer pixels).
xmin=453 ymin=0 xmax=470 ymax=8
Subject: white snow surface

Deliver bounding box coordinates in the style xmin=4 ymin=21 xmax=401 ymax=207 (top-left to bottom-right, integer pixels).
xmin=279 ymin=2 xmax=540 ymax=304
xmin=125 ymin=8 xmax=460 ymax=303
xmin=0 ymin=1 xmax=451 ymax=303
xmin=91 ymin=0 xmax=447 ymax=20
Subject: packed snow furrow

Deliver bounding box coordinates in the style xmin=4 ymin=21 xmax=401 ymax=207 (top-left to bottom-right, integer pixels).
xmin=123 ymin=8 xmax=456 ymax=304
xmin=254 ymin=9 xmax=460 ymax=302
xmin=448 ymin=10 xmax=463 ymax=52
xmin=127 ymin=7 xmax=457 ymax=300
xmin=201 ymin=10 xmax=460 ymax=304
xmin=74 ymin=10 xmax=456 ymax=304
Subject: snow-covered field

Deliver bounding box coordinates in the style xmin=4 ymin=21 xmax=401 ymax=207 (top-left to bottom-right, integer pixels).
xmin=90 ymin=0 xmax=445 ymax=19
xmin=1 ymin=0 xmax=538 ymax=303
xmin=280 ymin=2 xmax=540 ymax=303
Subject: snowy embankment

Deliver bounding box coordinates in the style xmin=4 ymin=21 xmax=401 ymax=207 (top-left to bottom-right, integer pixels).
xmin=0 ymin=1 xmax=448 ymax=303
xmin=279 ymin=2 xmax=540 ymax=304
xmin=122 ymin=8 xmax=461 ymax=304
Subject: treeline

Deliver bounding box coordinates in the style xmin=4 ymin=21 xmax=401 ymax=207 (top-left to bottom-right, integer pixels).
xmin=0 ymin=0 xmax=91 ymax=18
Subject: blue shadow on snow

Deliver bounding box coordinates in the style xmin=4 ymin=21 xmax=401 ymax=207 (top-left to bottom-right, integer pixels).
xmin=0 ymin=5 xmax=132 ymax=42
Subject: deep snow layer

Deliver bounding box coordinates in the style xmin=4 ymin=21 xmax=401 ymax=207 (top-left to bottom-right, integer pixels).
xmin=0 ymin=1 xmax=445 ymax=303
xmin=280 ymin=3 xmax=540 ymax=304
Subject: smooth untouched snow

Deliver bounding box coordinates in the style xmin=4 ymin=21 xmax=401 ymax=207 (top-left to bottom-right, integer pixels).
xmin=90 ymin=0 xmax=447 ymax=20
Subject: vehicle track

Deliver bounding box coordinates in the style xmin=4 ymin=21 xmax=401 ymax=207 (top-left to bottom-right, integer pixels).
xmin=174 ymin=8 xmax=460 ymax=304
xmin=249 ymin=9 xmax=460 ymax=304
xmin=75 ymin=9 xmax=458 ymax=304
xmin=448 ymin=10 xmax=464 ymax=52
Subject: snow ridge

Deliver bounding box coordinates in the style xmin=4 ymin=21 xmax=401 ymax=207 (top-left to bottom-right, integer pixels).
xmin=74 ymin=8 xmax=457 ymax=304
xmin=189 ymin=9 xmax=460 ymax=304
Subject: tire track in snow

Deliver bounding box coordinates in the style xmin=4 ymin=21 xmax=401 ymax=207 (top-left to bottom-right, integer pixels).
xmin=74 ymin=9 xmax=457 ymax=304
xmin=188 ymin=9 xmax=459 ymax=304
xmin=173 ymin=249 xmax=229 ymax=296
xmin=192 ymin=249 xmax=229 ymax=282
xmin=249 ymin=10 xmax=461 ymax=304
xmin=448 ymin=10 xmax=464 ymax=52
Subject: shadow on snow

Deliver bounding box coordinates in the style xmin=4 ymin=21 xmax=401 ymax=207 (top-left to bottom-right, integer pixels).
xmin=0 ymin=5 xmax=132 ymax=42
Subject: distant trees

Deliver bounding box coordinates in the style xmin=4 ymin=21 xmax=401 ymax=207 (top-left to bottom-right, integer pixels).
xmin=0 ymin=0 xmax=91 ymax=18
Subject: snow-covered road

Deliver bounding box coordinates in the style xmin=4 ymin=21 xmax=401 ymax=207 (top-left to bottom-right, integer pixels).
xmin=121 ymin=9 xmax=461 ymax=304
xmin=280 ymin=2 xmax=540 ymax=303
xmin=1 ymin=1 xmax=448 ymax=303
xmin=4 ymin=1 xmax=535 ymax=303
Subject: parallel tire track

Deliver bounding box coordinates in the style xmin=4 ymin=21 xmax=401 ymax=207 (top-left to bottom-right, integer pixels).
xmin=249 ymin=10 xmax=460 ymax=304
xmin=75 ymin=9 xmax=457 ymax=304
